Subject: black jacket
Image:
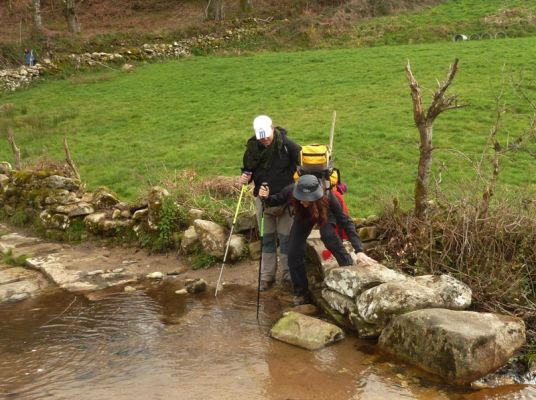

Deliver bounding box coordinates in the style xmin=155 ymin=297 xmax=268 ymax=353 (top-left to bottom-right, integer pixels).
xmin=265 ymin=184 xmax=364 ymax=253
xmin=242 ymin=127 xmax=301 ymax=196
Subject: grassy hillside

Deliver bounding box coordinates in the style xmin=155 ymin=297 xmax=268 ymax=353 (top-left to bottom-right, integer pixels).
xmin=1 ymin=36 xmax=535 ymax=215
xmin=2 ymin=0 xmax=536 ymax=63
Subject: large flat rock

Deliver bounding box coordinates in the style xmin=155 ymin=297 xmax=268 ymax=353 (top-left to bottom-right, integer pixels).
xmin=378 ymin=308 xmax=526 ymax=385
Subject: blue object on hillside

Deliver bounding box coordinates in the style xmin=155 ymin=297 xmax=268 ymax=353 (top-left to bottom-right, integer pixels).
xmin=24 ymin=49 xmax=37 ymax=66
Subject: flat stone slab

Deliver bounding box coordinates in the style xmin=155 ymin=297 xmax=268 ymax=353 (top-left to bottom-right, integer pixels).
xmin=378 ymin=308 xmax=526 ymax=385
xmin=26 ymin=254 xmax=138 ymax=293
xmin=9 ymin=242 xmax=64 ymax=259
xmin=0 ymin=232 xmax=43 ymax=254
xmin=0 ymin=266 xmax=34 ymax=284
xmin=0 ymin=267 xmax=48 ymax=303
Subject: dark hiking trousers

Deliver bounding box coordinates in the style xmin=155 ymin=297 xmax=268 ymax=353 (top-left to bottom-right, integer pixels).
xmin=287 ymin=220 xmax=354 ymax=297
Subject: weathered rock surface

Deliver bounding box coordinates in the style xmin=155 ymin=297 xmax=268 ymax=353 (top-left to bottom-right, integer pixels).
xmin=270 ymin=311 xmax=344 ymax=350
xmin=325 ymin=264 xmax=407 ymax=298
xmin=26 ymin=253 xmax=138 ymax=293
xmin=356 ymin=275 xmax=472 ymax=326
xmin=321 ymin=288 xmax=358 ymax=316
xmin=193 ymin=219 xmax=241 ymax=261
xmin=228 ymin=234 xmax=246 ymax=260
xmin=193 ymin=219 xmax=227 ymax=258
xmin=232 ymin=211 xmax=257 ymax=233
xmin=0 ymin=266 xmax=48 ymax=303
xmin=180 ymin=226 xmax=199 ymax=253
xmin=185 ymin=278 xmax=207 ymax=294
xmin=378 ymin=309 xmax=526 ymax=385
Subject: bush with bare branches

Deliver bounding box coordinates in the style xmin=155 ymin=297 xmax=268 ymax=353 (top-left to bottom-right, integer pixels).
xmin=377 ymin=191 xmax=536 ymax=352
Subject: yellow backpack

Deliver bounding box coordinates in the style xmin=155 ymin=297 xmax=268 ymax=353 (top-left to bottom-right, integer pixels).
xmin=299 ymin=144 xmax=332 ymax=172
xmin=295 ymin=144 xmax=336 ymax=188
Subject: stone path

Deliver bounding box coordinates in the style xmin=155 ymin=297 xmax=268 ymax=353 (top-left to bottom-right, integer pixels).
xmin=0 ymin=223 xmax=267 ymax=304
xmin=0 ymin=223 xmax=190 ymax=303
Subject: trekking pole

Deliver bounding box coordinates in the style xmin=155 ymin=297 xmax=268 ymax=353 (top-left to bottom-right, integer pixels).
xmin=329 ymin=110 xmax=336 ymax=154
xmin=215 ymin=183 xmax=248 ymax=297
xmin=256 ymin=182 xmax=268 ymax=321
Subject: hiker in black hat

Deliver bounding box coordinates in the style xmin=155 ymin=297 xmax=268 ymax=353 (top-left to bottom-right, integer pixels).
xmin=240 ymin=115 xmax=301 ymax=291
xmin=259 ymin=174 xmax=376 ymax=305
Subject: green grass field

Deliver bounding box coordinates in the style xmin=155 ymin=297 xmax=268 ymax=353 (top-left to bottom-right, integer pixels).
xmin=348 ymin=0 xmax=536 ymax=47
xmin=1 ymin=36 xmax=535 ymax=215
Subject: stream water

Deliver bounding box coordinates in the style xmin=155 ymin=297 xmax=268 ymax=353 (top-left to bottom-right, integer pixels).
xmin=0 ymin=281 xmax=534 ymax=400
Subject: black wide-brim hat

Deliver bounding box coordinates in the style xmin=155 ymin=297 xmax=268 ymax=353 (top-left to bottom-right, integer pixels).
xmin=293 ymin=175 xmax=324 ymax=202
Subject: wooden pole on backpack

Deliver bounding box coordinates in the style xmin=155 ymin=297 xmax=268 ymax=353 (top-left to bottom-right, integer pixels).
xmin=329 ymin=110 xmax=336 ymax=154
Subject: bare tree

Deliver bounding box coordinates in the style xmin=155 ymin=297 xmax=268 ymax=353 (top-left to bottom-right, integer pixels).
xmin=32 ymin=0 xmax=43 ymax=31
xmin=62 ymin=0 xmax=81 ymax=33
xmin=240 ymin=0 xmax=253 ymax=12
xmin=206 ymin=0 xmax=224 ymax=21
xmin=405 ymin=58 xmax=463 ymax=219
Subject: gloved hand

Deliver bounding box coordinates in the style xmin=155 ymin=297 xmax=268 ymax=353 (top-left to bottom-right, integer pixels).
xmin=239 ymin=171 xmax=252 ymax=185
xmin=258 ymin=184 xmax=270 ymax=199
xmin=355 ymin=251 xmax=377 ymax=266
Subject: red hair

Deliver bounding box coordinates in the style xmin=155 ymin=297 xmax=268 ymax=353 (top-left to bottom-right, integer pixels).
xmin=290 ymin=194 xmax=329 ymax=227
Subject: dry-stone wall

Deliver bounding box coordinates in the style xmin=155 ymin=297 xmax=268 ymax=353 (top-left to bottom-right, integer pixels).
xmin=0 ymin=161 xmax=246 ymax=259
xmin=0 ymin=25 xmax=264 ymax=93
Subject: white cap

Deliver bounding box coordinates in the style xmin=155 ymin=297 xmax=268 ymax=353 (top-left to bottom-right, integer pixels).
xmin=253 ymin=115 xmax=273 ymax=140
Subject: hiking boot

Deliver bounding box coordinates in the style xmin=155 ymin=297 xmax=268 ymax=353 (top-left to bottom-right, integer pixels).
xmin=259 ymin=280 xmax=274 ymax=292
xmin=292 ymin=294 xmax=312 ymax=306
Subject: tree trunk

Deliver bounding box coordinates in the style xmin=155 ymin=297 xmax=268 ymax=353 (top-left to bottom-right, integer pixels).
xmin=415 ymin=122 xmax=433 ymax=219
xmin=63 ymin=0 xmax=80 ymax=33
xmin=405 ymin=59 xmax=461 ymax=220
xmin=240 ymin=0 xmax=253 ymax=12
xmin=32 ymin=0 xmax=43 ymax=30
xmin=206 ymin=0 xmax=224 ymax=21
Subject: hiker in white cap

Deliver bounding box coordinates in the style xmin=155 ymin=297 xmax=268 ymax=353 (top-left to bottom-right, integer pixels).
xmin=239 ymin=115 xmax=301 ymax=291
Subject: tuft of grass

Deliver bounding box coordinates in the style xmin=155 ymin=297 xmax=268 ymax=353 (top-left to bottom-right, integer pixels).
xmin=2 ymin=249 xmax=28 ymax=267
xmin=191 ymin=250 xmax=218 ymax=270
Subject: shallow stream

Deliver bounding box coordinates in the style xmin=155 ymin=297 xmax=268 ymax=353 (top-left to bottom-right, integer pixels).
xmin=0 ymin=281 xmax=534 ymax=400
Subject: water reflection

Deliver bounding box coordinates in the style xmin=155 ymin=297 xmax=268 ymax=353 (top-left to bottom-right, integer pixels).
xmin=0 ymin=282 xmax=533 ymax=399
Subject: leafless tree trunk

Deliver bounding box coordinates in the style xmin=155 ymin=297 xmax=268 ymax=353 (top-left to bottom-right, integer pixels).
xmin=7 ymin=128 xmax=21 ymax=170
xmin=32 ymin=0 xmax=43 ymax=30
xmin=62 ymin=0 xmax=80 ymax=33
xmin=240 ymin=0 xmax=253 ymax=12
xmin=405 ymin=58 xmax=462 ymax=219
xmin=206 ymin=0 xmax=224 ymax=21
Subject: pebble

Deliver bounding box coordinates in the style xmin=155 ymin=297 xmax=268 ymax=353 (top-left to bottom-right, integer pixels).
xmin=147 ymin=272 xmax=163 ymax=279
xmin=112 ymin=268 xmax=125 ymax=273
xmin=175 ymin=289 xmax=188 ymax=295
xmin=124 ymin=286 xmax=136 ymax=293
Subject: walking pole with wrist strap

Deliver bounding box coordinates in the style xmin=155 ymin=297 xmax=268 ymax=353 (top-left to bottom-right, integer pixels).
xmin=256 ymin=182 xmax=268 ymax=321
xmin=215 ymin=183 xmax=248 ymax=297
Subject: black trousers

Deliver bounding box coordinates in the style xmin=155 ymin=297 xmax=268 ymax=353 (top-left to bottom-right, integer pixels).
xmin=287 ymin=220 xmax=354 ymax=297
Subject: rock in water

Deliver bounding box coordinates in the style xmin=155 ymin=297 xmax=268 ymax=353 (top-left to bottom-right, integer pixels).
xmin=270 ymin=311 xmax=344 ymax=350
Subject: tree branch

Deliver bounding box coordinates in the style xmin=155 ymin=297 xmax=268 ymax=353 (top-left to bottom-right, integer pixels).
xmin=63 ymin=135 xmax=80 ymax=180
xmin=7 ymin=128 xmax=21 ymax=170
xmin=405 ymin=60 xmax=425 ymax=126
